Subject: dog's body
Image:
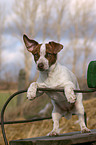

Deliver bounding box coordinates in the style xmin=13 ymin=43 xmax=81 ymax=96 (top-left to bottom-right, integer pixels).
xmin=23 ymin=34 xmax=90 ymax=136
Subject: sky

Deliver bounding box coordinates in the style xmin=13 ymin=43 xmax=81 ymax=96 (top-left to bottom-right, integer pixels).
xmin=0 ymin=0 xmax=96 ymax=80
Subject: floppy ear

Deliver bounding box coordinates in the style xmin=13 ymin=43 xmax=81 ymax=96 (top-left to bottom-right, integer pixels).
xmin=23 ymin=34 xmax=38 ymax=52
xmin=49 ymin=41 xmax=63 ymax=54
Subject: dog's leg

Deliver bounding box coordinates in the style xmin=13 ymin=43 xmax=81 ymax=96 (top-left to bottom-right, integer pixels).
xmin=27 ymin=82 xmax=44 ymax=100
xmin=47 ymin=111 xmax=62 ymax=136
xmin=78 ymin=113 xmax=91 ymax=133
xmin=75 ymin=94 xmax=91 ymax=133
xmin=27 ymin=82 xmax=38 ymax=100
xmin=64 ymin=82 xmax=76 ymax=103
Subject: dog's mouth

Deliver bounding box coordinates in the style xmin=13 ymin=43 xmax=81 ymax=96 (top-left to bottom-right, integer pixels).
xmin=38 ymin=67 xmax=45 ymax=71
xmin=38 ymin=67 xmax=49 ymax=72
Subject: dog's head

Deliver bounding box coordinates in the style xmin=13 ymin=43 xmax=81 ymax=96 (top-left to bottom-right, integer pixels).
xmin=23 ymin=34 xmax=63 ymax=71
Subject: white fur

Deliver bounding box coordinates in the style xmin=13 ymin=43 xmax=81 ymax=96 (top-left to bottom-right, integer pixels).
xmin=27 ymin=45 xmax=90 ymax=135
xmin=27 ymin=82 xmax=37 ymax=100
xmin=36 ymin=44 xmax=49 ymax=70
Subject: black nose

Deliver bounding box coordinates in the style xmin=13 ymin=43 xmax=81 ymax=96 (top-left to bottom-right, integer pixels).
xmin=38 ymin=63 xmax=44 ymax=70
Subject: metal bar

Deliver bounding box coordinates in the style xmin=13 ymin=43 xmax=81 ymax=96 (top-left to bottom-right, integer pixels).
xmin=37 ymin=88 xmax=96 ymax=93
xmin=84 ymin=112 xmax=87 ymax=126
xmin=0 ymin=117 xmax=52 ymax=125
xmin=1 ymin=88 xmax=96 ymax=145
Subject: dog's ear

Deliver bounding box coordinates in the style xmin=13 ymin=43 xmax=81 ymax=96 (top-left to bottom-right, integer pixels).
xmin=23 ymin=34 xmax=38 ymax=52
xmin=49 ymin=41 xmax=63 ymax=54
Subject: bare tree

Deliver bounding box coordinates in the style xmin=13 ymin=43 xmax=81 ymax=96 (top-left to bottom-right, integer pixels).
xmin=40 ymin=0 xmax=53 ymax=42
xmin=68 ymin=0 xmax=96 ymax=77
xmin=11 ymin=0 xmax=39 ymax=85
xmin=51 ymin=0 xmax=69 ymax=42
xmin=67 ymin=0 xmax=83 ymax=74
xmin=0 ymin=3 xmax=5 ymax=82
xmin=79 ymin=0 xmax=96 ymax=77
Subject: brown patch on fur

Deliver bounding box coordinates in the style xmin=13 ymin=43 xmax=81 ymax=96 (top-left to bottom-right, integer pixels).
xmin=45 ymin=44 xmax=57 ymax=67
xmin=49 ymin=41 xmax=63 ymax=54
xmin=32 ymin=44 xmax=42 ymax=62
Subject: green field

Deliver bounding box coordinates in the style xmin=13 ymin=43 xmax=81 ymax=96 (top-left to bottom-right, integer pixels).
xmin=0 ymin=91 xmax=12 ymax=111
xmin=0 ymin=90 xmax=27 ymax=113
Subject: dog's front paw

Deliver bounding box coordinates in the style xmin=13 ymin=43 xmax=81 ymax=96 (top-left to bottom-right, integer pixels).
xmin=27 ymin=82 xmax=37 ymax=100
xmin=47 ymin=131 xmax=59 ymax=136
xmin=81 ymin=127 xmax=91 ymax=133
xmin=65 ymin=87 xmax=76 ymax=103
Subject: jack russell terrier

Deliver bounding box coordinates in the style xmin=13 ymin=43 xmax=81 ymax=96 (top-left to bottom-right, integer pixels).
xmin=23 ymin=34 xmax=90 ymax=136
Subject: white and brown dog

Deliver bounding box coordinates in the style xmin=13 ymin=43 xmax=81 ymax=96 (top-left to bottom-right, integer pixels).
xmin=23 ymin=34 xmax=90 ymax=136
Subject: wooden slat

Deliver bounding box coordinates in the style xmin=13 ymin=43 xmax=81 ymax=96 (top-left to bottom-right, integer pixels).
xmin=9 ymin=129 xmax=96 ymax=145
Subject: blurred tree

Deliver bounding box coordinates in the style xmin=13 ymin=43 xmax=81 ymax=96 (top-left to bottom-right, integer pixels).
xmin=11 ymin=0 xmax=39 ymax=85
xmin=68 ymin=0 xmax=96 ymax=77
xmin=40 ymin=0 xmax=52 ymax=42
xmin=68 ymin=0 xmax=81 ymax=74
xmin=51 ymin=0 xmax=69 ymax=42
xmin=48 ymin=0 xmax=70 ymax=65
xmin=17 ymin=69 xmax=26 ymax=106
xmin=79 ymin=0 xmax=96 ymax=77
xmin=0 ymin=3 xmax=5 ymax=82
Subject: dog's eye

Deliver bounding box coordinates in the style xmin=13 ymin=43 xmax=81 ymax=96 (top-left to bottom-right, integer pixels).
xmin=34 ymin=53 xmax=39 ymax=58
xmin=46 ymin=53 xmax=52 ymax=57
xmin=34 ymin=53 xmax=39 ymax=60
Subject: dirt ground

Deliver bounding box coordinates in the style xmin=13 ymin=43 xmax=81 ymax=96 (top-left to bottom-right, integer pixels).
xmin=0 ymin=98 xmax=96 ymax=145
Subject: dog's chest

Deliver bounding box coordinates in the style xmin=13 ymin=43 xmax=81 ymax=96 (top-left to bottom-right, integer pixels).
xmin=39 ymin=65 xmax=67 ymax=88
xmin=44 ymin=74 xmax=61 ymax=87
xmin=40 ymin=74 xmax=63 ymax=88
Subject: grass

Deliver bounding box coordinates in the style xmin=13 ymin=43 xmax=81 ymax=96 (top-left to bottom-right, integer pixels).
xmin=0 ymin=90 xmax=25 ymax=121
xmin=0 ymin=90 xmax=28 ymax=122
xmin=0 ymin=91 xmax=12 ymax=112
xmin=0 ymin=90 xmax=50 ymax=121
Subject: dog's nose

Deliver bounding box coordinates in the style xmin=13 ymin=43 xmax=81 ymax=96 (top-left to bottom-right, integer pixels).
xmin=38 ymin=63 xmax=44 ymax=70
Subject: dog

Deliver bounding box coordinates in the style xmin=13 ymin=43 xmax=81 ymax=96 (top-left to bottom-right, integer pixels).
xmin=23 ymin=34 xmax=90 ymax=136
